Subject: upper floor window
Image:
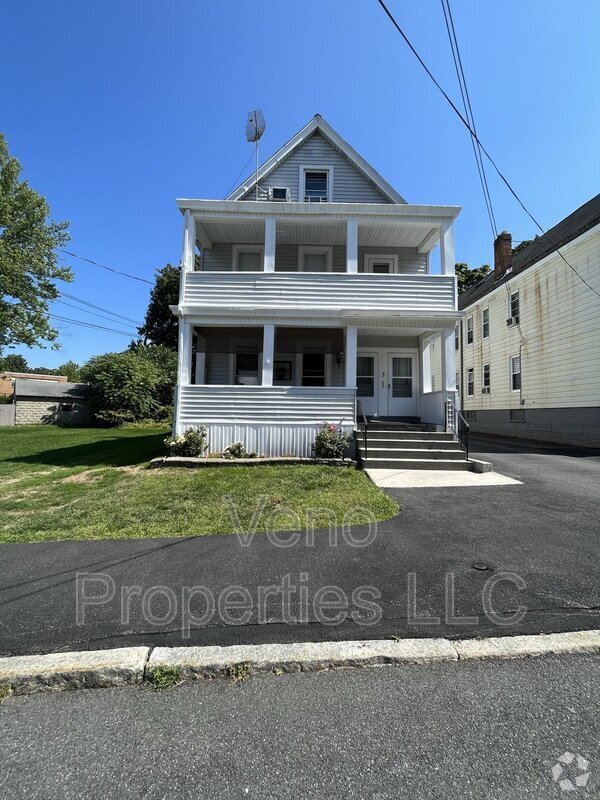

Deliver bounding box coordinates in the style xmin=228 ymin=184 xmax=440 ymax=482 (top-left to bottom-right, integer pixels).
xmin=455 ymin=326 xmax=459 ymax=351
xmin=299 ymin=246 xmax=332 ymax=272
xmin=482 ymin=307 xmax=490 ymax=338
xmin=233 ymin=245 xmax=264 ymax=271
xmin=364 ymin=254 xmax=399 ymax=274
xmin=466 ymin=368 xmax=474 ymax=397
xmin=301 ymin=167 xmax=331 ymax=202
xmin=482 ymin=363 xmax=490 ymax=392
xmin=510 ymin=355 xmax=521 ymax=391
xmin=466 ymin=316 xmax=474 ymax=345
xmin=509 ymin=290 xmax=520 ymax=323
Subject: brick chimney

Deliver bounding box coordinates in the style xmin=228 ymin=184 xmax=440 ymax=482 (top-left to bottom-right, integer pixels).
xmin=494 ymin=231 xmax=512 ymax=277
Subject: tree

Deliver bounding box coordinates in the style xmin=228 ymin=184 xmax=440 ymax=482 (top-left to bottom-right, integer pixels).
xmin=512 ymin=239 xmax=533 ymax=256
xmin=0 ymin=134 xmax=72 ymax=349
xmin=138 ymin=263 xmax=180 ymax=350
xmin=128 ymin=343 xmax=176 ymax=406
xmin=56 ymin=360 xmax=82 ymax=382
xmin=81 ymin=351 xmax=160 ymax=423
xmin=0 ymin=353 xmax=28 ymax=372
xmin=456 ymin=262 xmax=491 ymax=294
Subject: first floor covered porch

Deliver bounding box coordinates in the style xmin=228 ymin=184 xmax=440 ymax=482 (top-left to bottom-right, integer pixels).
xmin=174 ymin=317 xmax=459 ymax=455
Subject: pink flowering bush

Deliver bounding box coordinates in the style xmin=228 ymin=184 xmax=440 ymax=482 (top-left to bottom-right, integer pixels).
xmin=312 ymin=423 xmax=350 ymax=459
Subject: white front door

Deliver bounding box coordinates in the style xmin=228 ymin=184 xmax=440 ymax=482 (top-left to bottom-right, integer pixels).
xmin=357 ymin=349 xmax=418 ymax=418
xmin=386 ymin=352 xmax=417 ymax=417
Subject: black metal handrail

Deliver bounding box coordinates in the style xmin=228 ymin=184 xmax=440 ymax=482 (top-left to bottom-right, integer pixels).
xmin=446 ymin=400 xmax=470 ymax=461
xmin=357 ymin=400 xmax=369 ymax=460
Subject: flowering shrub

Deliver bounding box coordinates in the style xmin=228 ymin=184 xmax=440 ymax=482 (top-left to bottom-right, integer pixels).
xmin=222 ymin=442 xmax=259 ymax=459
xmin=312 ymin=423 xmax=350 ymax=459
xmin=164 ymin=427 xmax=207 ymax=457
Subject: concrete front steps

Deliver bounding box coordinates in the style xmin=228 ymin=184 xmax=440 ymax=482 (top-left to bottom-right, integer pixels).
xmin=356 ymin=426 xmax=475 ymax=471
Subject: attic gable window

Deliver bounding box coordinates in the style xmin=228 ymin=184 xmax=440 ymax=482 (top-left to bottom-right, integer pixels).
xmin=301 ymin=167 xmax=332 ymax=202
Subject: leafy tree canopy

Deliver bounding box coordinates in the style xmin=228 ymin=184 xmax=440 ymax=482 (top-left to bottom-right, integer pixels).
xmin=512 ymin=239 xmax=533 ymax=256
xmin=138 ymin=263 xmax=180 ymax=350
xmin=456 ymin=262 xmax=491 ymax=294
xmin=0 ymin=353 xmax=28 ymax=372
xmin=0 ymin=134 xmax=72 ymax=350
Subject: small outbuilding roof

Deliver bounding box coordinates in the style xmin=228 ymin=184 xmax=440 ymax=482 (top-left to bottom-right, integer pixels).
xmin=14 ymin=379 xmax=90 ymax=399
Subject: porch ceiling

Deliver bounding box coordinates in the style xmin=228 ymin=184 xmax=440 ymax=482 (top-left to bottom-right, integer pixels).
xmin=198 ymin=220 xmax=439 ymax=250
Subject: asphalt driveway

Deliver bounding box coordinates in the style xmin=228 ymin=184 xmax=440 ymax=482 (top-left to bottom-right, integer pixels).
xmin=1 ymin=436 xmax=599 ymax=655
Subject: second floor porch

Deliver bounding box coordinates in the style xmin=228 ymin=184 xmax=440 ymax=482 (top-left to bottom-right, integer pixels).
xmin=176 ymin=200 xmax=460 ymax=315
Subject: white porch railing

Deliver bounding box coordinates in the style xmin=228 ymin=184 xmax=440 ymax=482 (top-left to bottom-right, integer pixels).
xmin=183 ymin=272 xmax=456 ymax=313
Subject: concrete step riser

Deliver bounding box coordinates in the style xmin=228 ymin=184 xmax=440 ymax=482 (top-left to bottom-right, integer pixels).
xmin=359 ymin=441 xmax=463 ymax=451
xmin=356 ymin=432 xmax=454 ymax=441
xmin=359 ymin=449 xmax=465 ymax=460
xmin=361 ymin=459 xmax=474 ymax=471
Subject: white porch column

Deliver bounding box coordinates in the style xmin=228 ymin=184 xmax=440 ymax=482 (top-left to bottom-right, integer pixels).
xmin=261 ymin=324 xmax=275 ymax=386
xmin=345 ymin=325 xmax=358 ymax=389
xmin=264 ymin=217 xmax=276 ymax=272
xmin=177 ymin=320 xmax=192 ymax=386
xmin=346 ymin=219 xmax=358 ymax=273
xmin=440 ymin=222 xmax=455 ymax=277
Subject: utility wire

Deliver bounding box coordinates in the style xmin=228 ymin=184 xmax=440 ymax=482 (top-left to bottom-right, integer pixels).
xmin=48 ymin=313 xmax=135 ymax=337
xmin=376 ymin=0 xmax=600 ymax=301
xmin=54 ymin=299 xmax=139 ymax=329
xmin=225 ymin=150 xmax=257 ymax=198
xmin=58 ymin=290 xmax=142 ymax=326
xmin=440 ymin=0 xmax=497 ymax=239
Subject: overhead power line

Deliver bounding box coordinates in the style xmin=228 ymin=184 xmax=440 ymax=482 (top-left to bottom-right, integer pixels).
xmin=376 ymin=0 xmax=600 ymax=301
xmin=58 ymin=290 xmax=142 ymax=326
xmin=54 ymin=299 xmax=139 ymax=330
xmin=49 ymin=313 xmax=135 ymax=337
xmin=225 ymin=150 xmax=257 ymax=198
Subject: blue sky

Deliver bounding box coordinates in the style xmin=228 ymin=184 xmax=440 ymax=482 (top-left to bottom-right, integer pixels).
xmin=3 ymin=0 xmax=599 ymax=368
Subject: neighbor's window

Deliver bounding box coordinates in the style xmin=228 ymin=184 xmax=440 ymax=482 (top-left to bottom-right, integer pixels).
xmin=234 ymin=246 xmax=264 ymax=271
xmin=509 ymin=290 xmax=520 ymax=322
xmin=510 ymin=355 xmax=521 ymax=391
xmin=466 ymin=367 xmax=474 ymax=397
xmin=482 ymin=307 xmax=490 ymax=338
xmin=356 ymin=356 xmax=375 ymax=397
xmin=60 ymin=403 xmax=74 ymax=412
xmin=455 ymin=326 xmax=459 ymax=350
xmin=482 ymin=363 xmax=490 ymax=391
xmin=302 ymin=353 xmax=326 ymax=386
xmin=303 ymin=169 xmax=329 ymax=202
xmin=299 ymin=246 xmax=332 ymax=272
xmin=466 ymin=316 xmax=474 ymax=345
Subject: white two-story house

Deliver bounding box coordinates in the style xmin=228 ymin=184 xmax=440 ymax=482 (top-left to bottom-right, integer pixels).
xmin=172 ymin=115 xmax=461 ymax=458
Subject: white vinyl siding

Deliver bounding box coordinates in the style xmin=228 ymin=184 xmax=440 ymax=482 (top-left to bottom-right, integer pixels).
xmin=241 ymin=132 xmax=390 ymax=203
xmin=458 ymin=224 xmax=600 ymax=410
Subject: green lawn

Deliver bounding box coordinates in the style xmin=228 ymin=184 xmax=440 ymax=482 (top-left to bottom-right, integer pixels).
xmin=0 ymin=426 xmax=399 ymax=543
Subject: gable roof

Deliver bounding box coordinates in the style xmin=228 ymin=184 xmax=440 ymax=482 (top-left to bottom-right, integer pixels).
xmin=459 ymin=193 xmax=600 ymax=309
xmin=226 ymin=114 xmax=407 ymax=204
xmin=14 ymin=379 xmax=90 ymax=399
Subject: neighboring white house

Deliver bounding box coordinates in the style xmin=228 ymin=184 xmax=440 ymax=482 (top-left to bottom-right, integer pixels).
xmin=172 ymin=114 xmax=461 ymax=457
xmin=458 ymin=194 xmax=600 ymax=448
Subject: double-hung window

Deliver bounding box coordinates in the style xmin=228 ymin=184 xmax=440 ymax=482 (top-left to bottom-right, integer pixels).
xmin=466 ymin=368 xmax=474 ymax=397
xmin=510 ymin=356 xmax=521 ymax=391
xmin=509 ymin=290 xmax=520 ymax=323
xmin=482 ymin=307 xmax=490 ymax=338
xmin=466 ymin=316 xmax=474 ymax=345
xmin=301 ymin=167 xmax=331 ymax=202
xmin=455 ymin=326 xmax=459 ymax=351
xmin=482 ymin=363 xmax=490 ymax=392
xmin=299 ymin=246 xmax=332 ymax=272
xmin=233 ymin=245 xmax=264 ymax=271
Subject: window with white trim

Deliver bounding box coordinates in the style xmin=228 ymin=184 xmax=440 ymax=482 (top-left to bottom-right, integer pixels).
xmin=233 ymin=245 xmax=264 ymax=271
xmin=510 ymin=355 xmax=521 ymax=391
xmin=299 ymin=246 xmax=332 ymax=272
xmin=482 ymin=363 xmax=490 ymax=392
xmin=455 ymin=326 xmax=459 ymax=351
xmin=303 ymin=169 xmax=330 ymax=202
xmin=482 ymin=307 xmax=490 ymax=338
xmin=466 ymin=316 xmax=474 ymax=345
xmin=363 ymin=254 xmax=399 ymax=274
xmin=466 ymin=368 xmax=474 ymax=397
xmin=509 ymin=290 xmax=520 ymax=322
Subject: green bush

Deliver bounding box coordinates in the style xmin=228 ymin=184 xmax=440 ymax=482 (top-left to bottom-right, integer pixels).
xmin=312 ymin=423 xmax=350 ymax=459
xmin=95 ymin=409 xmax=137 ymax=427
xmin=222 ymin=442 xmax=259 ymax=459
xmin=165 ymin=427 xmax=207 ymax=457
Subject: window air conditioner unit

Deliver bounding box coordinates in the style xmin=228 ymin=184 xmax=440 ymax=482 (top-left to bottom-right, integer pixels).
xmin=482 ymin=387 xmax=490 ymax=394
xmin=269 ymin=187 xmax=290 ymax=202
xmin=506 ymin=317 xmax=518 ymax=327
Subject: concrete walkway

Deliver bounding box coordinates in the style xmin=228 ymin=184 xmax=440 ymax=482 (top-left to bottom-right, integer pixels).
xmin=366 ymin=467 xmax=521 ymax=488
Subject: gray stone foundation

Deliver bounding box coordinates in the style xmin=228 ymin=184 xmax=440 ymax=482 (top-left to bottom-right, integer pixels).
xmin=464 ymin=407 xmax=600 ymax=448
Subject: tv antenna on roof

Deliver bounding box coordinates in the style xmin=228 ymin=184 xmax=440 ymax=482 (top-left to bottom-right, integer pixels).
xmin=245 ymin=110 xmax=266 ymax=200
